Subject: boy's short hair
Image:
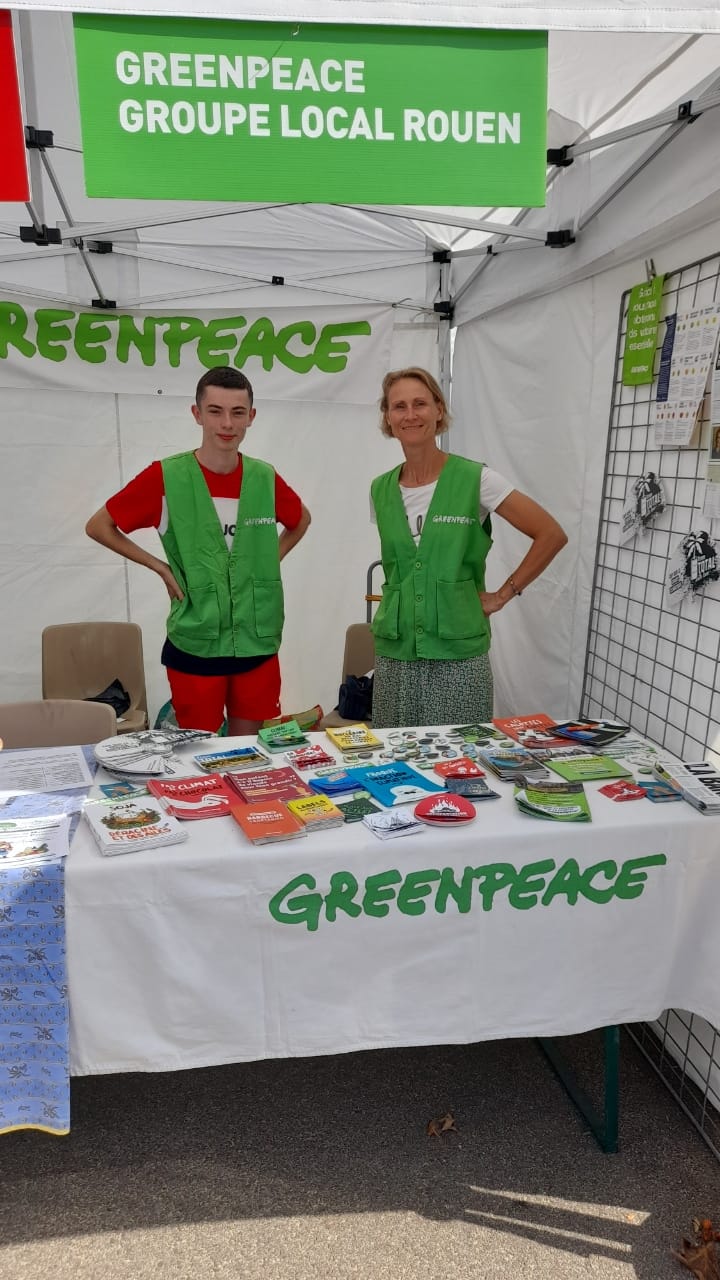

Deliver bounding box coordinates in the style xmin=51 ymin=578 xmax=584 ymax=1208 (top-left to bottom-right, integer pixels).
xmin=195 ymin=367 xmax=254 ymax=406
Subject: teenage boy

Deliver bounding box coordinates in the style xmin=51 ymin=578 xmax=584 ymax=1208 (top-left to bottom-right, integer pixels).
xmin=86 ymin=367 xmax=311 ymax=735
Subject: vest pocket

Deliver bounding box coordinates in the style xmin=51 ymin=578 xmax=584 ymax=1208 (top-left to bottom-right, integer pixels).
xmin=373 ymin=585 xmax=400 ymax=640
xmin=170 ymin=584 xmax=220 ymax=642
xmin=437 ymin=578 xmax=485 ymax=640
xmin=253 ymin=579 xmax=284 ymax=640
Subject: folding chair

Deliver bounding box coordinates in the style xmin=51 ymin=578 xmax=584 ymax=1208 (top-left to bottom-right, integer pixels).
xmin=41 ymin=622 xmax=149 ymax=734
xmin=0 ymin=699 xmax=117 ymax=748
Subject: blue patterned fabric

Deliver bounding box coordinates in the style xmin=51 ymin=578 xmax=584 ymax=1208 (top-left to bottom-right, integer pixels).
xmin=0 ymin=860 xmax=69 ymax=1135
xmin=0 ymin=746 xmax=96 ymax=1136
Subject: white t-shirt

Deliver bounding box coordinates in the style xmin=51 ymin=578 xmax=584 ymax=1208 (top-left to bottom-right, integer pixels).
xmin=370 ymin=465 xmax=514 ymax=543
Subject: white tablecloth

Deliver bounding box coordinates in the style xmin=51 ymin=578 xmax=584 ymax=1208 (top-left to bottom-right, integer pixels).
xmin=66 ymin=734 xmax=720 ymax=1075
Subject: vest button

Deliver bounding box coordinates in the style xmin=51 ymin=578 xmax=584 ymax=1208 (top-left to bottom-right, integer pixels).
xmin=416 ymin=594 xmax=423 ymax=602
xmin=415 ymin=561 xmax=422 ymax=569
xmin=416 ymin=624 xmax=424 ymax=633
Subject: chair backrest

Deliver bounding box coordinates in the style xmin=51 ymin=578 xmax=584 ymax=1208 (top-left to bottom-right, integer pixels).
xmin=0 ymin=699 xmax=117 ymax=748
xmin=341 ymin=623 xmax=375 ymax=683
xmin=42 ymin=622 xmax=148 ymax=720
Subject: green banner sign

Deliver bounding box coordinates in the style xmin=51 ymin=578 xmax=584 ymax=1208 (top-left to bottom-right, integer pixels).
xmin=622 ymin=274 xmax=666 ymax=386
xmin=73 ymin=17 xmax=547 ymax=206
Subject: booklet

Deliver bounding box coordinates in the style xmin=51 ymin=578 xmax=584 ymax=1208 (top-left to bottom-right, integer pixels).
xmin=545 ymin=754 xmax=632 ymax=782
xmin=224 ymin=767 xmax=312 ymax=804
xmin=231 ymin=799 xmax=307 ymax=844
xmin=325 ymin=724 xmax=383 ymax=753
xmin=0 ymin=813 xmax=71 ymax=865
xmin=286 ymin=794 xmax=345 ymax=830
xmin=347 ymin=762 xmax=445 ymax=807
xmin=146 ymin=773 xmax=236 ymax=819
xmin=83 ymin=799 xmax=189 ymax=854
xmin=514 ymin=780 xmax=592 ymax=822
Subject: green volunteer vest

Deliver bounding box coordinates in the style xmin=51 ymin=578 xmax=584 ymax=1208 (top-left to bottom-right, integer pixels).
xmin=371 ymin=454 xmax=492 ymax=661
xmin=160 ymin=451 xmax=283 ymax=658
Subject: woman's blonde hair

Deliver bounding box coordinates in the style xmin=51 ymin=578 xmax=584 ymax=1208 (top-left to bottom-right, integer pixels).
xmin=379 ymin=367 xmax=450 ymax=438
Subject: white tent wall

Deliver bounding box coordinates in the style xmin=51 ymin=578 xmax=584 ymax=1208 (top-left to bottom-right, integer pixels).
xmin=0 ymin=319 xmax=440 ymax=722
xmin=451 ymin=214 xmax=720 ymax=719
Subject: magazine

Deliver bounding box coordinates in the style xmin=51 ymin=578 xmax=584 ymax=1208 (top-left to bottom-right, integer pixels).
xmin=433 ymin=757 xmax=485 ymax=779
xmin=83 ymin=799 xmax=189 ymax=854
xmin=146 ymin=773 xmax=236 ymax=819
xmin=192 ymin=745 xmax=272 ymax=773
xmin=493 ymin=714 xmax=571 ymax=752
xmin=231 ymin=800 xmax=307 ymax=844
xmin=224 ymin=767 xmax=312 ymax=804
xmin=553 ymin=719 xmax=631 ymax=749
xmin=514 ymin=779 xmax=592 ymax=822
xmin=347 ymin=762 xmax=444 ymax=807
xmin=0 ymin=814 xmax=71 ymax=865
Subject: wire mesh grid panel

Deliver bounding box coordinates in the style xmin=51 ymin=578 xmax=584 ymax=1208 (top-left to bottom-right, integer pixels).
xmin=582 ymin=250 xmax=720 ymax=1159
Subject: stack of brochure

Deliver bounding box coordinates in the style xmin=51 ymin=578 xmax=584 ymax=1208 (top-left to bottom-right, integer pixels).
xmin=231 ymin=799 xmax=307 ymax=844
xmin=335 ymin=793 xmax=382 ymax=823
xmin=325 ymin=724 xmax=383 ymax=753
xmin=652 ymin=759 xmax=720 ymax=814
xmin=83 ymin=799 xmax=189 ymax=854
xmin=476 ymin=746 xmax=550 ymax=783
xmin=257 ymin=720 xmax=309 ymax=753
xmin=94 ymin=729 xmax=211 ymax=779
xmin=146 ymin=773 xmax=236 ymax=820
xmin=308 ymin=768 xmax=361 ymax=798
xmin=514 ymin=779 xmax=591 ymax=822
xmin=284 ymin=744 xmax=336 ymax=770
xmin=445 ymin=776 xmax=500 ymax=801
xmin=362 ymin=807 xmax=425 ymax=840
xmin=193 ymin=745 xmax=272 ymax=773
xmin=286 ymin=794 xmax=345 ymax=831
xmin=225 ymin=767 xmax=312 ymax=804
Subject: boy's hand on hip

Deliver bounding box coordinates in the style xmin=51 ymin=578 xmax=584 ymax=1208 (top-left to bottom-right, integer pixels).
xmin=156 ymin=563 xmax=184 ymax=601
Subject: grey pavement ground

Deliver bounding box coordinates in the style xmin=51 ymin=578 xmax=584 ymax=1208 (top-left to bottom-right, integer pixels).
xmin=1 ymin=1030 xmax=717 ymax=1280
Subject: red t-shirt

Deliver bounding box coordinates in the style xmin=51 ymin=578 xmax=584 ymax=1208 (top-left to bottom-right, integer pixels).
xmin=106 ymin=455 xmax=303 ymax=675
xmin=107 ymin=455 xmax=302 ymax=537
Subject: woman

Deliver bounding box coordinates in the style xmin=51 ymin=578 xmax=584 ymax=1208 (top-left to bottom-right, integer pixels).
xmin=370 ymin=367 xmax=567 ymax=728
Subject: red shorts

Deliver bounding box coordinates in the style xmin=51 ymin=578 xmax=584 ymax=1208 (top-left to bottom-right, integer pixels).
xmin=167 ymin=656 xmax=281 ymax=731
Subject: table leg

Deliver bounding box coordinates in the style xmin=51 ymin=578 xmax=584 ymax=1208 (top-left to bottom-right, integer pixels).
xmin=537 ymin=1025 xmax=620 ymax=1153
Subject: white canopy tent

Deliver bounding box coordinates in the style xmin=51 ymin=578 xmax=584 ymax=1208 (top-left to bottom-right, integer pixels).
xmin=1 ymin=4 xmax=720 ymax=722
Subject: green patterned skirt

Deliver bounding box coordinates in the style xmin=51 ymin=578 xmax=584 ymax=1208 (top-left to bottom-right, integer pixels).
xmin=372 ymin=653 xmax=494 ymax=729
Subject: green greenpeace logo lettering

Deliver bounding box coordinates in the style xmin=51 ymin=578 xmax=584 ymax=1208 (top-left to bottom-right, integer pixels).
xmin=268 ymin=854 xmax=667 ymax=932
xmin=0 ymin=300 xmax=371 ymax=374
